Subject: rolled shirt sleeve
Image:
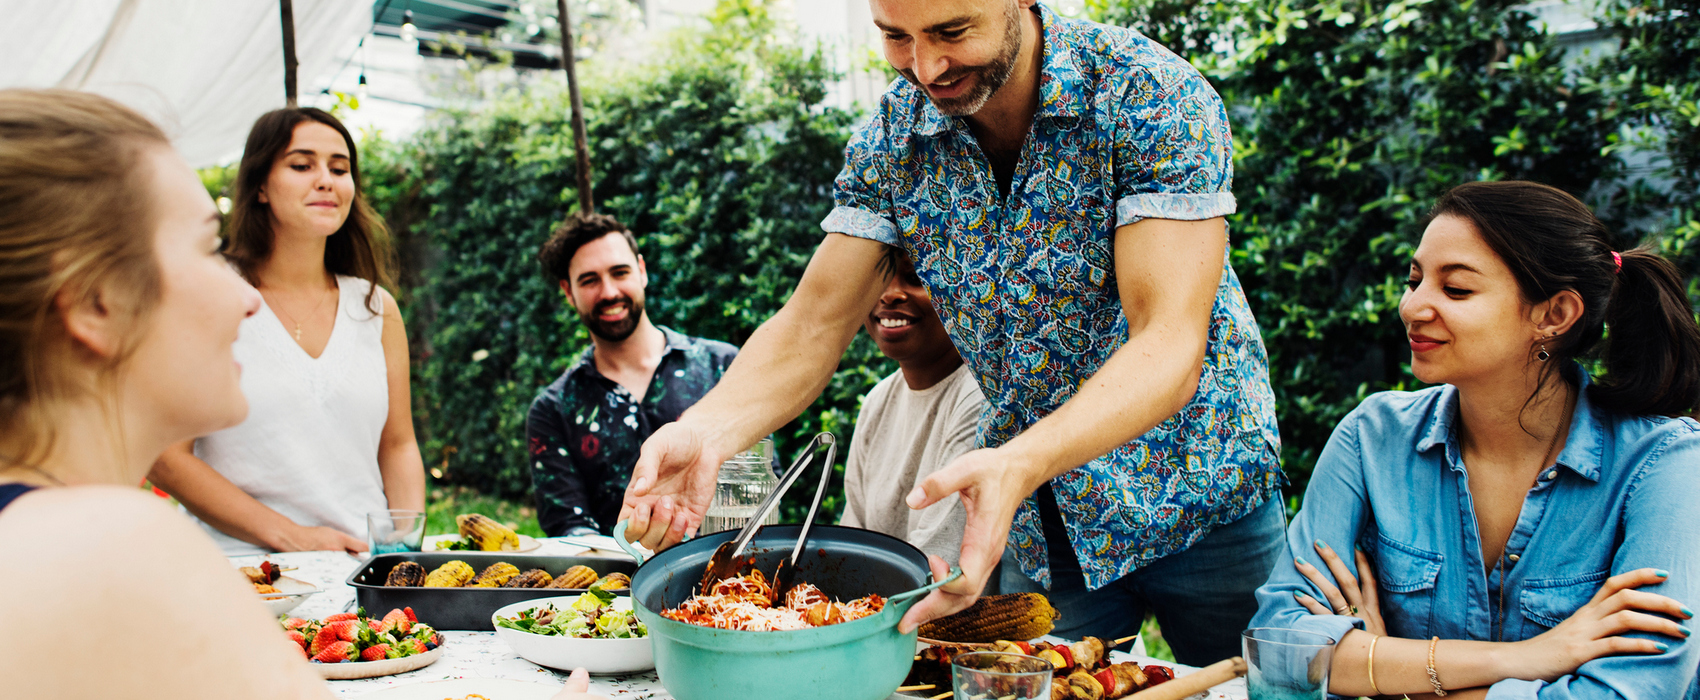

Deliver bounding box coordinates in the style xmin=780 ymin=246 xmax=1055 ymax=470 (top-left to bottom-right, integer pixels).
xmin=822 ymin=107 xmax=901 ymax=246
xmin=1112 ymin=69 xmax=1237 ymax=227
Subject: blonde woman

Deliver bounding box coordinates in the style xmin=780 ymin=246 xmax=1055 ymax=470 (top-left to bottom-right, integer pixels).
xmin=148 ymin=108 xmax=424 ymax=554
xmin=0 ymin=89 xmax=600 ymax=700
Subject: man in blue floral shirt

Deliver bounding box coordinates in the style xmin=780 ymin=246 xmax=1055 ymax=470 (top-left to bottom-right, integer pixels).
xmin=620 ymin=0 xmax=1284 ymax=663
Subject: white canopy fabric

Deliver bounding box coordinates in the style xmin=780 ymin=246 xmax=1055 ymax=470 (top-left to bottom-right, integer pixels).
xmin=1 ymin=0 xmax=371 ymax=167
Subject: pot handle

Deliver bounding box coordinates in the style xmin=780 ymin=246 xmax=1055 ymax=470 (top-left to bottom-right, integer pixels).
xmin=611 ymin=520 xmax=646 ymax=565
xmin=886 ymin=567 xmax=963 ymax=607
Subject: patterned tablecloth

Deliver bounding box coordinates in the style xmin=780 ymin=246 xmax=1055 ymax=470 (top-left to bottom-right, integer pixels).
xmin=235 ymin=542 xmax=1247 ymax=700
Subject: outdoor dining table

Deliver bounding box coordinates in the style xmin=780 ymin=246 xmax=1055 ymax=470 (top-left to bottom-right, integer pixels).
xmin=234 ymin=540 xmax=1248 ymax=700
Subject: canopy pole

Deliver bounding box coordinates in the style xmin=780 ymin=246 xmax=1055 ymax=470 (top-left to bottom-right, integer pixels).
xmin=280 ymin=0 xmax=299 ymax=107
xmin=557 ymin=0 xmax=594 ymax=214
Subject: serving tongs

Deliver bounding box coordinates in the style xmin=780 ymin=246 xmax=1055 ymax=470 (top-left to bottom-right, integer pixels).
xmin=697 ymin=432 xmax=837 ymax=600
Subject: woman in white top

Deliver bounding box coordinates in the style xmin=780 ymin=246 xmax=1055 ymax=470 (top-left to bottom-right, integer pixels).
xmin=149 ymin=107 xmax=425 ymax=554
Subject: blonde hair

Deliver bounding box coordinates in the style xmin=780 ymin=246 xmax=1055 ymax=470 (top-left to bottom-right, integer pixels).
xmin=0 ymin=89 xmax=170 ymax=468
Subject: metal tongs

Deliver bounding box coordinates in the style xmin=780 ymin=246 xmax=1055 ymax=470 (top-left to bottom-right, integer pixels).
xmin=697 ymin=432 xmax=837 ymax=599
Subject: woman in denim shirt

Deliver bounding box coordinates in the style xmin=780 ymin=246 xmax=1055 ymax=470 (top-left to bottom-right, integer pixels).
xmin=1251 ymin=181 xmax=1700 ymax=698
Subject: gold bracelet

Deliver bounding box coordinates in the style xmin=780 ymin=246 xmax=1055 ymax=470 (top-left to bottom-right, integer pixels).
xmin=1427 ymin=636 xmax=1447 ymax=696
xmin=1367 ymin=634 xmax=1381 ymax=696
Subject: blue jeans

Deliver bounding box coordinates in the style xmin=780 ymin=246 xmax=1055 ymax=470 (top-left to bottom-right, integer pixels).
xmin=1000 ymin=494 xmax=1286 ymax=666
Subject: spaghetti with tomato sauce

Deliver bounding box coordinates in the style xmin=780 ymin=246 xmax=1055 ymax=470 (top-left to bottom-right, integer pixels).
xmin=661 ymin=570 xmax=885 ymax=632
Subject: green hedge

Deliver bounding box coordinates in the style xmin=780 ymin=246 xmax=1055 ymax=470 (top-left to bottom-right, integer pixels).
xmin=371 ymin=2 xmax=888 ymax=522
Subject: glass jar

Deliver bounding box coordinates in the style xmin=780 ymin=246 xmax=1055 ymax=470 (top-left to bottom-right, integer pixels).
xmin=700 ymin=437 xmax=779 ymax=535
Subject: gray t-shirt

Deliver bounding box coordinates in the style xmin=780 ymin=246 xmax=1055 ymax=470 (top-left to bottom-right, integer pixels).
xmin=840 ymin=364 xmax=985 ymax=567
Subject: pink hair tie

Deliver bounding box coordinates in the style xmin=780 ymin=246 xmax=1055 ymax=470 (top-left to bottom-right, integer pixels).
xmin=1612 ymin=251 xmax=1623 ymax=273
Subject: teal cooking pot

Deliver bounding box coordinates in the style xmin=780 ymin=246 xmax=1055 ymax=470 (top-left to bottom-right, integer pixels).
xmin=613 ymin=520 xmax=960 ymax=700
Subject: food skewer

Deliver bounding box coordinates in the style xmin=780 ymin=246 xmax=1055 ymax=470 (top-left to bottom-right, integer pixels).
xmin=926 ymin=692 xmax=953 ymax=700
xmin=895 ymin=684 xmax=936 ymax=692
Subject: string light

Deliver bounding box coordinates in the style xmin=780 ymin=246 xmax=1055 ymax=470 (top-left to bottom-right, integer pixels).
xmin=357 ymin=72 xmax=369 ymax=100
xmin=400 ymin=8 xmax=418 ymax=45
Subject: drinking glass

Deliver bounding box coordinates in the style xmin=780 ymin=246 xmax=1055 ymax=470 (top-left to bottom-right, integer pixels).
xmin=367 ymin=509 xmax=426 ymax=555
xmin=951 ymin=651 xmax=1051 ymax=700
xmin=1241 ymin=628 xmax=1337 ymax=700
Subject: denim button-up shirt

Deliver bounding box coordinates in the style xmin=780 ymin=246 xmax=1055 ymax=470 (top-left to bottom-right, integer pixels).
xmin=1251 ymin=374 xmax=1700 ymax=698
xmin=820 ymin=3 xmax=1282 ymax=589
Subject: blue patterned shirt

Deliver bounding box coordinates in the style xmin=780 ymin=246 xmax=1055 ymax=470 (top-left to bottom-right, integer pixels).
xmin=820 ymin=4 xmax=1282 ymax=589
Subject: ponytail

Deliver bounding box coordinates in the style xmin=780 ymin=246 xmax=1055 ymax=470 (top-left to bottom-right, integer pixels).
xmin=1592 ymin=247 xmax=1700 ymax=416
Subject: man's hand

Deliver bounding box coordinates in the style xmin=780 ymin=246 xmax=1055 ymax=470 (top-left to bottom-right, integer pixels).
xmin=898 ymin=446 xmax=1039 ymax=632
xmin=618 ymin=422 xmax=727 ymax=551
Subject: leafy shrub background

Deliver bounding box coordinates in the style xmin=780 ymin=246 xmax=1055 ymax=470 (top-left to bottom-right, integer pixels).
xmin=366 ymin=1 xmax=887 ymax=522
xmin=341 ymin=0 xmax=1700 ymax=523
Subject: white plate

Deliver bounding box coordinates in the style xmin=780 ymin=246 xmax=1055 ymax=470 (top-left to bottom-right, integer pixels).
xmin=351 ymin=678 xmax=560 ymax=699
xmin=259 ymin=575 xmax=320 ymax=616
xmin=314 ymin=639 xmax=444 ymax=680
xmin=424 ymin=534 xmax=542 ymax=553
xmin=491 ymin=596 xmax=654 ymax=675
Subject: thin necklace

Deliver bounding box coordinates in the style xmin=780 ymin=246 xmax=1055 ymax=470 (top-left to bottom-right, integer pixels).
xmin=264 ymin=283 xmax=335 ymax=342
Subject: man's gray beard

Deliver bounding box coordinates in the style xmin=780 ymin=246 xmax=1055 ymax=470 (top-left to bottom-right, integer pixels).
xmin=901 ymin=2 xmax=1024 ymax=117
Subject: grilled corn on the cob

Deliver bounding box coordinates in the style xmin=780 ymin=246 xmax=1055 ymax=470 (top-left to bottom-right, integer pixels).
xmin=917 ymin=592 xmax=1057 ymax=642
xmin=385 ymin=561 xmax=427 ymax=587
xmin=547 ymin=565 xmax=599 ymax=589
xmin=593 ymin=572 xmax=631 ymax=590
xmin=423 ymin=560 xmax=476 ymax=587
xmin=467 ymin=562 xmax=522 ymax=588
xmin=501 ymin=568 xmax=554 ymax=588
xmin=456 ymin=513 xmax=519 ymax=552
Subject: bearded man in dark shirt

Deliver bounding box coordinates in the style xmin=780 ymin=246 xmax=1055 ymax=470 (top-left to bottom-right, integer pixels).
xmin=526 ymin=213 xmax=737 ymax=536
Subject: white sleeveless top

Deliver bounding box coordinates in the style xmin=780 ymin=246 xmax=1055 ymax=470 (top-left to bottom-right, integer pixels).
xmin=194 ymin=275 xmax=390 ymax=555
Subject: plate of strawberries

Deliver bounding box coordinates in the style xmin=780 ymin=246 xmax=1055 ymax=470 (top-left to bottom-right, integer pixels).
xmin=281 ymin=607 xmax=445 ymax=680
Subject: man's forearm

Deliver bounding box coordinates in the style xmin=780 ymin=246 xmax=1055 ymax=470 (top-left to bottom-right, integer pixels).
xmin=675 ymin=233 xmax=888 ymax=458
xmin=677 ymin=300 xmax=860 ymax=456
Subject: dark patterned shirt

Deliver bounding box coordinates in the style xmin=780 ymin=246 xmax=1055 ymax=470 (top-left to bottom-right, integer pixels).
xmin=526 ymin=326 xmax=737 ymax=536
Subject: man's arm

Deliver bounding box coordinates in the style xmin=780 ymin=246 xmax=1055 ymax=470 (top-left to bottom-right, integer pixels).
xmin=900 ymin=216 xmax=1228 ymax=630
xmin=619 ymin=233 xmax=891 ymax=550
xmin=525 ymin=393 xmax=598 ymax=537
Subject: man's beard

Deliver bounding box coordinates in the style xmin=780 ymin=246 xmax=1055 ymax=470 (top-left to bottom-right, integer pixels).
xmin=899 ymin=2 xmax=1024 ymax=117
xmin=580 ymin=295 xmax=643 ymax=342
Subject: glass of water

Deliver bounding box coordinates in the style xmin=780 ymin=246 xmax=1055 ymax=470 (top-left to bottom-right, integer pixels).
xmin=367 ymin=509 xmax=426 ymax=555
xmin=951 ymin=651 xmax=1052 ymax=700
xmin=1242 ymin=628 xmax=1337 ymax=700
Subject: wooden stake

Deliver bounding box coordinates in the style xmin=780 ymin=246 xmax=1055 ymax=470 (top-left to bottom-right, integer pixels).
xmin=895 ymin=684 xmax=936 ymax=692
xmin=918 ymin=636 xmax=993 ymax=648
xmin=556 ymin=0 xmax=594 ymax=214
xmin=1111 ymin=634 xmax=1138 ymax=647
xmin=926 ymin=692 xmax=953 ymax=700
xmin=279 ymin=0 xmax=299 ymax=107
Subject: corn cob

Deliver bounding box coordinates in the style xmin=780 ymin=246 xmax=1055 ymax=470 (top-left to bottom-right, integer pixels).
xmin=546 ymin=565 xmax=599 ymax=589
xmin=593 ymin=572 xmax=631 ymax=590
xmin=423 ymin=560 xmax=476 ymax=587
xmin=385 ymin=561 xmax=427 ymax=587
xmin=917 ymin=592 xmax=1057 ymax=643
xmin=456 ymin=513 xmax=519 ymax=552
xmin=501 ymin=569 xmax=554 ymax=588
xmin=467 ymin=562 xmax=522 ymax=588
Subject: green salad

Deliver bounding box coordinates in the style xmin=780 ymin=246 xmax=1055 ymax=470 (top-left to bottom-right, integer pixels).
xmin=497 ymin=586 xmax=648 ymax=639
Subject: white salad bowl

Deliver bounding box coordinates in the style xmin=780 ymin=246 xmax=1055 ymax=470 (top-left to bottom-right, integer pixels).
xmin=491 ymin=595 xmax=654 ymax=675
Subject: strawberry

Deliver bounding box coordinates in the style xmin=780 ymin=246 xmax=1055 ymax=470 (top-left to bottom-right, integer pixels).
xmin=285 ymin=630 xmax=307 ymax=649
xmin=310 ymin=626 xmax=339 ymax=656
xmin=381 ymin=609 xmax=412 ymax=635
xmin=404 ymin=638 xmax=427 ymax=655
xmin=360 ymin=644 xmax=390 ymax=662
xmin=322 ymin=619 xmax=359 ymax=643
xmin=369 ymin=618 xmax=391 ymax=636
xmin=402 ymin=607 xmax=417 ymax=623
xmin=312 ymin=640 xmax=358 ymax=664
xmin=324 ymin=612 xmax=358 ymax=623
xmin=280 ymin=617 xmax=311 ymax=631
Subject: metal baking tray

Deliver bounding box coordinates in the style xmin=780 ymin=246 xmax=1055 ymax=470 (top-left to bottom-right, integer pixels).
xmin=346 ymin=552 xmax=638 ymax=631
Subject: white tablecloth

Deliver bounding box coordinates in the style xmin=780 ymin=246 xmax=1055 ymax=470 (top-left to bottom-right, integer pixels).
xmin=235 ymin=543 xmax=1247 ymax=700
